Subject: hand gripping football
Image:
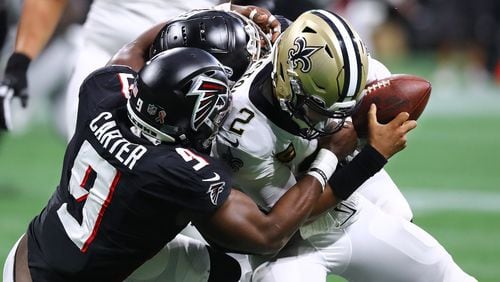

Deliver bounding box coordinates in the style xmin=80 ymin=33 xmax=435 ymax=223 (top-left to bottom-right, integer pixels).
xmin=351 ymin=74 xmax=431 ymax=137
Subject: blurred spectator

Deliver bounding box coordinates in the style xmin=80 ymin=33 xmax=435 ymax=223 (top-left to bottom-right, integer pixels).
xmin=232 ymin=0 xmax=276 ymax=12
xmin=0 ymin=0 xmax=91 ymax=133
xmin=327 ymin=0 xmax=500 ymax=85
xmin=274 ymin=0 xmax=327 ymax=20
xmin=386 ymin=0 xmax=500 ymax=85
xmin=0 ymin=0 xmax=7 ymax=49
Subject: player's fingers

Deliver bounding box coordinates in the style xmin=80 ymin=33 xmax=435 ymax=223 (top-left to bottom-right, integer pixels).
xmin=367 ymin=103 xmax=378 ymax=125
xmin=390 ymin=111 xmax=410 ymax=127
xmin=267 ymin=15 xmax=276 ymax=26
xmin=238 ymin=6 xmax=281 ymax=41
xmin=401 ymin=120 xmax=418 ymax=132
xmin=245 ymin=7 xmax=272 ymax=35
xmin=269 ymin=17 xmax=281 ymax=42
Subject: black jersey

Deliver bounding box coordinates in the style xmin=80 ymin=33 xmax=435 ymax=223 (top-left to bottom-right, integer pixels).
xmin=26 ymin=65 xmax=231 ymax=282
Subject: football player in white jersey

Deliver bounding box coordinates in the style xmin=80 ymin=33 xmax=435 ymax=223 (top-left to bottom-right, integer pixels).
xmin=210 ymin=9 xmax=477 ymax=282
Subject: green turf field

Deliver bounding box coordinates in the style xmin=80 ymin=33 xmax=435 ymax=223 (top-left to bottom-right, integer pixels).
xmin=1 ymin=88 xmax=499 ymax=281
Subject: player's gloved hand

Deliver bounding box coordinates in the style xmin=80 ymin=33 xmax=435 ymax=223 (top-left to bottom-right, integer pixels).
xmin=0 ymin=52 xmax=31 ymax=130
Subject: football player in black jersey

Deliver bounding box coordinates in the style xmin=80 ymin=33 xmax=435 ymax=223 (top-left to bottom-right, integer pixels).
xmin=3 ymin=47 xmax=361 ymax=282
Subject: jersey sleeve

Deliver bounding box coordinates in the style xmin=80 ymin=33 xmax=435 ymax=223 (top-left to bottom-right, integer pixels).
xmin=154 ymin=148 xmax=232 ymax=213
xmin=76 ymin=65 xmax=136 ymax=129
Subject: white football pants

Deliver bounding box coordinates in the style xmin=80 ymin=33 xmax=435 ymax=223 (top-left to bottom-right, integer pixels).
xmin=126 ymin=233 xmax=210 ymax=282
xmin=356 ymin=168 xmax=414 ymax=221
xmin=250 ymin=196 xmax=477 ymax=282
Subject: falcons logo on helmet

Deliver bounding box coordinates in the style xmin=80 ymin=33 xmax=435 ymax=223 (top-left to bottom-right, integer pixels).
xmin=288 ymin=37 xmax=322 ymax=73
xmin=187 ymin=76 xmax=229 ymax=130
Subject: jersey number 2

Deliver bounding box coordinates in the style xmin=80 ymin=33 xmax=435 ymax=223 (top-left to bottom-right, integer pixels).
xmin=57 ymin=141 xmax=121 ymax=252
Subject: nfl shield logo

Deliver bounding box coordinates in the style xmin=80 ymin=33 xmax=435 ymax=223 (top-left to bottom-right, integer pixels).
xmin=147 ymin=104 xmax=158 ymax=116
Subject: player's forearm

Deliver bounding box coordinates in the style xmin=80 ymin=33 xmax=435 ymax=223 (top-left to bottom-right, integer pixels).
xmin=195 ymin=177 xmax=323 ymax=256
xmin=230 ymin=175 xmax=324 ymax=255
xmin=108 ymin=22 xmax=166 ymax=71
xmin=260 ymin=148 xmax=342 ymax=248
xmin=258 ymin=175 xmax=323 ymax=250
xmin=305 ymin=182 xmax=339 ymax=223
xmin=14 ymin=0 xmax=68 ymax=59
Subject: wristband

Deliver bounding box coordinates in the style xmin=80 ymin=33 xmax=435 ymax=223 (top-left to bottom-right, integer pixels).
xmin=5 ymin=52 xmax=31 ymax=74
xmin=306 ymin=148 xmax=339 ymax=191
xmin=328 ymin=144 xmax=387 ymax=199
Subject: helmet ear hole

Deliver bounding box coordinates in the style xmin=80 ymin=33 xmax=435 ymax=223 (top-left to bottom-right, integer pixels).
xmin=181 ymin=26 xmax=187 ymax=44
xmin=199 ymin=22 xmax=206 ymax=41
xmin=204 ymin=70 xmax=217 ymax=77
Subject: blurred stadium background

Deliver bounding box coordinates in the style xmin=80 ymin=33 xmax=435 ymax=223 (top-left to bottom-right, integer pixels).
xmin=1 ymin=0 xmax=499 ymax=281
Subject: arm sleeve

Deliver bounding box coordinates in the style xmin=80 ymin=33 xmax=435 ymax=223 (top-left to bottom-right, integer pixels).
xmin=76 ymin=65 xmax=136 ymax=129
xmin=155 ymin=151 xmax=232 ymax=213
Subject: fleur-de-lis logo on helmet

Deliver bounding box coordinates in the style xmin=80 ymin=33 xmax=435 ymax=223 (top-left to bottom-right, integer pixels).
xmin=287 ymin=37 xmax=322 ymax=73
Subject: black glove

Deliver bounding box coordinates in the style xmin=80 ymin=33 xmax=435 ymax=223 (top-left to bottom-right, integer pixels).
xmin=0 ymin=52 xmax=31 ymax=130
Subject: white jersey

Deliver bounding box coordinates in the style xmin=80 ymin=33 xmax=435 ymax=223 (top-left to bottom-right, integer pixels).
xmin=213 ymin=50 xmax=406 ymax=236
xmin=214 ymin=52 xmax=360 ymax=237
xmin=65 ymin=0 xmax=220 ymax=139
xmin=83 ymin=0 xmax=218 ymax=53
xmin=215 ymin=53 xmax=316 ymax=209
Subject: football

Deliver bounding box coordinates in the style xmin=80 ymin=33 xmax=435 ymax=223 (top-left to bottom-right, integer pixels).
xmin=351 ymin=74 xmax=432 ymax=137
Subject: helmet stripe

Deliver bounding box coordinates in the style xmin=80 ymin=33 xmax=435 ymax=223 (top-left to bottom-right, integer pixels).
xmin=311 ymin=10 xmax=362 ymax=102
xmin=330 ymin=12 xmax=364 ymax=100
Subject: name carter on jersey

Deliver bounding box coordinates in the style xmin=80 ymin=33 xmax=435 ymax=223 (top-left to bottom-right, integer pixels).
xmin=90 ymin=112 xmax=147 ymax=169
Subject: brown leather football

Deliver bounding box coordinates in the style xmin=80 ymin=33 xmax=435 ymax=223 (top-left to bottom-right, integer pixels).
xmin=352 ymin=74 xmax=432 ymax=137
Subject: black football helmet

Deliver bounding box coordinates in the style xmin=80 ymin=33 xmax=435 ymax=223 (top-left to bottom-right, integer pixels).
xmin=127 ymin=47 xmax=231 ymax=151
xmin=149 ymin=9 xmax=269 ymax=82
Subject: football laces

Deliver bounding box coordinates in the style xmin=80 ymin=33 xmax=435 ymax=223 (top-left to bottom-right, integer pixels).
xmin=365 ymin=79 xmax=391 ymax=94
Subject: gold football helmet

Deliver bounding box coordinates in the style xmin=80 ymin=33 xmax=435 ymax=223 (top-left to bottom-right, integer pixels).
xmin=272 ymin=9 xmax=369 ymax=139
